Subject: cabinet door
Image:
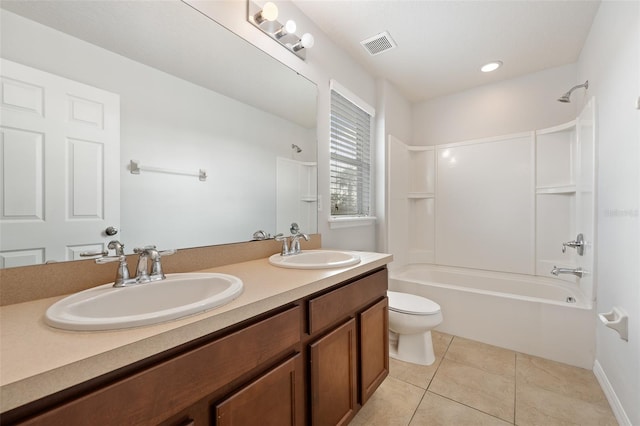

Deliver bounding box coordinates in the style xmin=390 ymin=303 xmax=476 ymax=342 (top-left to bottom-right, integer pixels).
xmin=215 ymin=354 xmax=304 ymax=426
xmin=309 ymin=319 xmax=357 ymax=426
xmin=360 ymin=298 xmax=389 ymax=404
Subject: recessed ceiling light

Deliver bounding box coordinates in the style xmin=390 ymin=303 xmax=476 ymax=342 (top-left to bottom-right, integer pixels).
xmin=481 ymin=61 xmax=503 ymax=73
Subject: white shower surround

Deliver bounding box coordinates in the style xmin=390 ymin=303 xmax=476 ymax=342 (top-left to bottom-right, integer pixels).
xmin=386 ymin=101 xmax=596 ymax=368
xmin=390 ymin=264 xmax=595 ymax=368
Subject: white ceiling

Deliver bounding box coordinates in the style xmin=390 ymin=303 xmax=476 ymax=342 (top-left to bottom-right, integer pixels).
xmin=292 ymin=0 xmax=601 ymax=102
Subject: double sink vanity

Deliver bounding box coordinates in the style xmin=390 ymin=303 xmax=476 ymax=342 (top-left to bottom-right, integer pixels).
xmin=0 ymin=238 xmax=392 ymax=425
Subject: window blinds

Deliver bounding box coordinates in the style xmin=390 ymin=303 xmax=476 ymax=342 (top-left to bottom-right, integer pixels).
xmin=330 ymin=89 xmax=372 ymax=216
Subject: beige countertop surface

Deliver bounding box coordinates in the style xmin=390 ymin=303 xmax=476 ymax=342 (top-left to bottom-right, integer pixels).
xmin=0 ymin=251 xmax=391 ymax=413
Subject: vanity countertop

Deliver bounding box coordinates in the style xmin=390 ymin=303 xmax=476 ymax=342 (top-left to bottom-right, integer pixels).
xmin=0 ymin=251 xmax=392 ymax=413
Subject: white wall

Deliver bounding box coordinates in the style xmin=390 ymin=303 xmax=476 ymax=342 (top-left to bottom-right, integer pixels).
xmin=187 ymin=1 xmax=379 ymax=251
xmin=375 ymin=79 xmax=413 ymax=253
xmin=576 ymin=2 xmax=640 ymax=425
xmin=412 ymin=64 xmax=578 ymax=145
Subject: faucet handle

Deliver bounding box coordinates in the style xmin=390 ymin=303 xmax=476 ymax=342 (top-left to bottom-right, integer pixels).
xmin=148 ymin=248 xmax=176 ymax=280
xmin=561 ymin=233 xmax=585 ymax=255
xmin=95 ymin=255 xmax=133 ymax=287
xmin=275 ymin=234 xmax=291 ymax=256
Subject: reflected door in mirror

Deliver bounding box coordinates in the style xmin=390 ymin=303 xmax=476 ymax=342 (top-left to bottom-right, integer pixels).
xmin=0 ymin=59 xmax=120 ymax=267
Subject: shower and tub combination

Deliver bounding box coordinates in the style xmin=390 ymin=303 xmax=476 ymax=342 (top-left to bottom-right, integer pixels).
xmin=386 ymin=96 xmax=597 ymax=369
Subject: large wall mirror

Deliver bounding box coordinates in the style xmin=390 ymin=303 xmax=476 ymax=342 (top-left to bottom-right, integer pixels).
xmin=0 ymin=1 xmax=318 ymax=268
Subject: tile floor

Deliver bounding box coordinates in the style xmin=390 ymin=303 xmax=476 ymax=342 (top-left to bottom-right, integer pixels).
xmin=350 ymin=332 xmax=618 ymax=426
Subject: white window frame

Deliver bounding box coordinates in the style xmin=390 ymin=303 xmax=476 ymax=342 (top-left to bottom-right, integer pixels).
xmin=328 ymin=79 xmax=376 ymax=229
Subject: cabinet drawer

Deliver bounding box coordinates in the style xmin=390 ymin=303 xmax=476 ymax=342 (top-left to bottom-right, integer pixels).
xmin=308 ymin=269 xmax=387 ymax=334
xmin=215 ymin=353 xmax=304 ymax=425
xmin=19 ymin=306 xmax=301 ymax=426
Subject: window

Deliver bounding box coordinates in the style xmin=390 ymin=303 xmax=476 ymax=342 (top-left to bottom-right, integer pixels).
xmin=329 ymin=81 xmax=374 ymax=218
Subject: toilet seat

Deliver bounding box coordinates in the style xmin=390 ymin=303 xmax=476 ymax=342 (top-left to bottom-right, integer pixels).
xmin=388 ymin=291 xmax=441 ymax=315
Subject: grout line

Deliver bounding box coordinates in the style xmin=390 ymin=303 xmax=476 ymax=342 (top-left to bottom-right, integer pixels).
xmin=406 ymin=387 xmax=428 ymax=426
xmin=403 ymin=334 xmax=454 ymax=426
xmin=428 ymin=390 xmax=516 ymax=424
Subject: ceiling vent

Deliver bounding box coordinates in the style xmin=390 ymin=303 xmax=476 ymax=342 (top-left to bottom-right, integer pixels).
xmin=360 ymin=31 xmax=397 ymax=56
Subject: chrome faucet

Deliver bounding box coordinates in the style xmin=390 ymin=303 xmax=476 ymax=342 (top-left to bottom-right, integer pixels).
xmin=133 ymin=246 xmax=176 ymax=283
xmin=275 ymin=223 xmax=310 ymax=256
xmin=96 ymin=243 xmax=175 ymax=287
xmin=551 ymin=265 xmax=585 ymax=278
xmin=290 ymin=232 xmax=309 ymax=254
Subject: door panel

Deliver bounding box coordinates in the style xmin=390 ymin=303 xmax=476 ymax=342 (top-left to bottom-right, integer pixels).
xmin=309 ymin=319 xmax=357 ymax=426
xmin=360 ymin=298 xmax=389 ymax=404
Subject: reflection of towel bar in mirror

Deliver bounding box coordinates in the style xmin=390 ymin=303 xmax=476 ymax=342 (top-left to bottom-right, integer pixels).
xmin=130 ymin=160 xmax=207 ymax=181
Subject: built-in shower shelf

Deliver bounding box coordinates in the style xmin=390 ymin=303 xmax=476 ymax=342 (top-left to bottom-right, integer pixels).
xmin=301 ymin=196 xmax=317 ymax=202
xmin=408 ymin=192 xmax=435 ymax=199
xmin=536 ymin=185 xmax=576 ymax=195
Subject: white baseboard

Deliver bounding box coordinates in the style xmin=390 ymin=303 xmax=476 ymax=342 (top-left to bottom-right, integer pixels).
xmin=593 ymin=359 xmax=632 ymax=426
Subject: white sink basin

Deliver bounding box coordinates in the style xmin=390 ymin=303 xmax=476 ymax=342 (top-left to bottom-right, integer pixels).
xmin=268 ymin=250 xmax=361 ymax=269
xmin=45 ymin=273 xmax=243 ymax=331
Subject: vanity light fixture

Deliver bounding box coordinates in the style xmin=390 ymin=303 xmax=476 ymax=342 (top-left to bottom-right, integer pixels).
xmin=481 ymin=61 xmax=503 ymax=73
xmin=248 ymin=0 xmax=314 ymax=60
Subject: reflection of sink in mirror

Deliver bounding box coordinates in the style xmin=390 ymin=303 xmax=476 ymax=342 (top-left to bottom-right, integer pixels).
xmin=45 ymin=273 xmax=243 ymax=331
xmin=269 ymin=250 xmax=361 ymax=269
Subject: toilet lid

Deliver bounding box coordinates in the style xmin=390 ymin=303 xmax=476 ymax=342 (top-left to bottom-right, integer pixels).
xmin=387 ymin=291 xmax=441 ymax=315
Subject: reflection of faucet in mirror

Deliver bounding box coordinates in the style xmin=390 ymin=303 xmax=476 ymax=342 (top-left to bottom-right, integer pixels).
xmin=252 ymin=230 xmax=283 ymax=241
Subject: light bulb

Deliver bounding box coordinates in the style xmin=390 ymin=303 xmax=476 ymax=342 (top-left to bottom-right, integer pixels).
xmin=254 ymin=2 xmax=278 ymax=24
xmin=275 ymin=19 xmax=297 ymax=38
xmin=300 ymin=33 xmax=314 ymax=48
xmin=292 ymin=33 xmax=315 ymax=52
xmin=284 ymin=20 xmax=296 ymax=34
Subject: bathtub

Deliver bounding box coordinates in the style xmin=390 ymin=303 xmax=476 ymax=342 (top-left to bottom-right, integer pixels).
xmin=389 ymin=264 xmax=596 ymax=368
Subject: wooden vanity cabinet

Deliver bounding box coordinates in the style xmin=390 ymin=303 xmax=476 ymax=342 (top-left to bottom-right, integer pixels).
xmin=307 ymin=268 xmax=389 ymax=426
xmin=12 ymin=306 xmax=303 ymax=426
xmin=5 ymin=267 xmax=388 ymax=426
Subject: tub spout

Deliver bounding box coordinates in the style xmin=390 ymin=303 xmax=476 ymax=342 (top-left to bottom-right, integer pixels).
xmin=551 ymin=266 xmax=584 ymax=278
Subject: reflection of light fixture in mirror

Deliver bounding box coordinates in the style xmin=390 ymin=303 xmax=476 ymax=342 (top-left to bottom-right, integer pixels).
xmin=253 ymin=1 xmax=278 ymax=25
xmin=274 ymin=20 xmax=296 ymax=39
xmin=247 ymin=0 xmax=314 ymax=60
xmin=292 ymin=33 xmax=315 ymax=52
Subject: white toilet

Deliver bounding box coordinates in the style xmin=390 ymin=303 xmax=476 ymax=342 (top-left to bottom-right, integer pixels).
xmin=387 ymin=291 xmax=443 ymax=366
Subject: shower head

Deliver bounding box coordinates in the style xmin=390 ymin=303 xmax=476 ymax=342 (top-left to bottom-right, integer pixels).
xmin=291 ymin=144 xmax=302 ymax=153
xmin=557 ymin=80 xmax=589 ymax=103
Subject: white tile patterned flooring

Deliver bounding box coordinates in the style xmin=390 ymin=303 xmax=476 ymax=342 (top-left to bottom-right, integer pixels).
xmin=349 ymin=332 xmax=617 ymax=426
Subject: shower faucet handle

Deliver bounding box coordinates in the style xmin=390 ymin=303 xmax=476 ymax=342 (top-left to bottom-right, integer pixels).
xmin=562 ymin=233 xmax=585 ymax=256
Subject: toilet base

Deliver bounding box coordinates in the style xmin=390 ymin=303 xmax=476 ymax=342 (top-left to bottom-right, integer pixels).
xmin=389 ymin=330 xmax=435 ymax=366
